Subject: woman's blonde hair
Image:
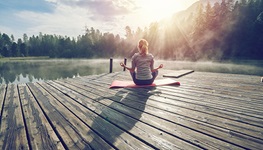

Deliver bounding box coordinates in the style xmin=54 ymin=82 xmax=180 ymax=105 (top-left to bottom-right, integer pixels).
xmin=138 ymin=39 xmax=149 ymax=55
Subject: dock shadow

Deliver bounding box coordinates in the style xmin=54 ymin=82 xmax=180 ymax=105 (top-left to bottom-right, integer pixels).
xmin=88 ymin=86 xmax=159 ymax=149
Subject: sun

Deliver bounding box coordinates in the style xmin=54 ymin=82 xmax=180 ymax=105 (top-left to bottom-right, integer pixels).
xmin=135 ymin=0 xmax=198 ymax=22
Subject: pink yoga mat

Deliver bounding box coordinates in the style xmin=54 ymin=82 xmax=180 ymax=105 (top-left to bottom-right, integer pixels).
xmin=110 ymin=78 xmax=180 ymax=88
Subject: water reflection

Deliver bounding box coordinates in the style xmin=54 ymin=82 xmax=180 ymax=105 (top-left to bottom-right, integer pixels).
xmin=0 ymin=59 xmax=122 ymax=84
xmin=0 ymin=74 xmax=44 ymax=84
xmin=1 ymin=59 xmax=263 ymax=84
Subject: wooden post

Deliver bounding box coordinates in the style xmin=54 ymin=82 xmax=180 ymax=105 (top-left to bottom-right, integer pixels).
xmin=109 ymin=57 xmax=113 ymax=73
xmin=123 ymin=57 xmax=127 ymax=71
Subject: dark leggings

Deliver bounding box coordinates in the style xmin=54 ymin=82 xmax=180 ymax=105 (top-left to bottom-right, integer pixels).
xmin=130 ymin=71 xmax=158 ymax=85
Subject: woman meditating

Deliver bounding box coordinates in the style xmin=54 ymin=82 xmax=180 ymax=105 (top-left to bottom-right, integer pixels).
xmin=120 ymin=39 xmax=163 ymax=85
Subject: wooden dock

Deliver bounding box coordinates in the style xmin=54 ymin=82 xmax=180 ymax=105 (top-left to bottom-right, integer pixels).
xmin=0 ymin=70 xmax=262 ymax=149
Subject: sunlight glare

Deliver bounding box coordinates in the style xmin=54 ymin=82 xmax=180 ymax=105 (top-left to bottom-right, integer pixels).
xmin=136 ymin=0 xmax=197 ymax=21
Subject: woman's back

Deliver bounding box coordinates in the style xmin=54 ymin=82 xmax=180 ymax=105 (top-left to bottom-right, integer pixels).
xmin=131 ymin=53 xmax=154 ymax=80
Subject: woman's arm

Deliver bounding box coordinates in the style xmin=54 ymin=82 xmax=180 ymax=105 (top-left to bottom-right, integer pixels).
xmin=151 ymin=64 xmax=163 ymax=72
xmin=120 ymin=62 xmax=135 ymax=72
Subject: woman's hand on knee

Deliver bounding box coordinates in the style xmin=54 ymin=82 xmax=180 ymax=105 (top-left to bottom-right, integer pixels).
xmin=120 ymin=62 xmax=125 ymax=67
xmin=158 ymin=64 xmax=163 ymax=69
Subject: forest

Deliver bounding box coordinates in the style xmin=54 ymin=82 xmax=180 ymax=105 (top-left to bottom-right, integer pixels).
xmin=0 ymin=0 xmax=262 ymax=60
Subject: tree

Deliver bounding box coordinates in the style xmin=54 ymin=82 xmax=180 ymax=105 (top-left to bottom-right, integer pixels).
xmin=20 ymin=43 xmax=27 ymax=56
xmin=125 ymin=26 xmax=133 ymax=41
xmin=11 ymin=35 xmax=15 ymax=42
xmin=146 ymin=22 xmax=160 ymax=55
xmin=193 ymin=3 xmax=205 ymax=40
xmin=204 ymin=1 xmax=213 ymax=30
xmin=11 ymin=42 xmax=18 ymax=57
xmin=134 ymin=27 xmax=143 ymax=41
xmin=23 ymin=33 xmax=28 ymax=43
xmin=1 ymin=34 xmax=11 ymax=57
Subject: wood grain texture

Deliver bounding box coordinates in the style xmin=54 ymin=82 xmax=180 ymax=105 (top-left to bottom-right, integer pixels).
xmin=0 ymin=84 xmax=28 ymax=150
xmin=0 ymin=70 xmax=262 ymax=149
xmin=18 ymin=84 xmax=64 ymax=150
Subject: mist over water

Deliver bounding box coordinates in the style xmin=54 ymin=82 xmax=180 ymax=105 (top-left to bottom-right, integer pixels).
xmin=156 ymin=60 xmax=263 ymax=76
xmin=0 ymin=59 xmax=262 ymax=84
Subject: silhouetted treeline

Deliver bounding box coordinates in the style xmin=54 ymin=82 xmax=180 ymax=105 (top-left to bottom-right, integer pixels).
xmin=190 ymin=0 xmax=263 ymax=60
xmin=0 ymin=0 xmax=262 ymax=60
xmin=0 ymin=28 xmax=127 ymax=58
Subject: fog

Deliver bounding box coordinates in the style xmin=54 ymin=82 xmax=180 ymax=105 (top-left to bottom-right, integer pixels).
xmin=1 ymin=59 xmax=262 ymax=84
xmin=155 ymin=60 xmax=263 ymax=76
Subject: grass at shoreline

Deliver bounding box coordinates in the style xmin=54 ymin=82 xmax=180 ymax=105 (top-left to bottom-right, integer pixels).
xmin=0 ymin=56 xmax=50 ymax=60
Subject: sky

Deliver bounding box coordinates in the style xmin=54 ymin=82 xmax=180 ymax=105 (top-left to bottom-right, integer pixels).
xmin=0 ymin=0 xmax=199 ymax=40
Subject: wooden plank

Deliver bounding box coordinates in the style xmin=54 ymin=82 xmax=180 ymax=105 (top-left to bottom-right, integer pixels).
xmin=0 ymin=84 xmax=6 ymax=117
xmin=0 ymin=70 xmax=262 ymax=149
xmin=69 ymin=76 xmax=263 ymax=149
xmin=60 ymin=79 xmax=244 ymax=149
xmin=46 ymin=81 xmax=156 ymax=150
xmin=159 ymin=86 xmax=263 ymax=118
xmin=83 ymin=72 xmax=261 ymax=120
xmin=125 ymin=87 xmax=263 ymax=139
xmin=152 ymin=87 xmax=263 ymax=128
xmin=80 ymin=75 xmax=263 ymax=126
xmin=27 ymin=82 xmax=92 ymax=150
xmin=0 ymin=84 xmax=29 ymax=150
xmin=144 ymin=88 xmax=260 ymax=129
xmin=38 ymin=82 xmax=127 ymax=150
xmin=163 ymin=70 xmax=194 ymax=78
xmin=154 ymin=72 xmax=263 ymax=113
xmin=158 ymin=84 xmax=263 ymax=117
xmin=51 ymin=80 xmax=201 ymax=149
xmin=108 ymin=71 xmax=263 ymax=97
xmin=177 ymin=72 xmax=263 ymax=92
xmin=18 ymin=84 xmax=64 ymax=150
xmin=177 ymin=84 xmax=263 ymax=104
xmin=177 ymin=74 xmax=263 ymax=100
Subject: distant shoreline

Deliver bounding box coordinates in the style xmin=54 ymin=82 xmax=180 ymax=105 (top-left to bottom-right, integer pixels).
xmin=0 ymin=56 xmax=50 ymax=60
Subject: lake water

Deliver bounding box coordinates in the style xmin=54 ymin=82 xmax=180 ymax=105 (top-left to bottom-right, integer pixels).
xmin=1 ymin=58 xmax=263 ymax=84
